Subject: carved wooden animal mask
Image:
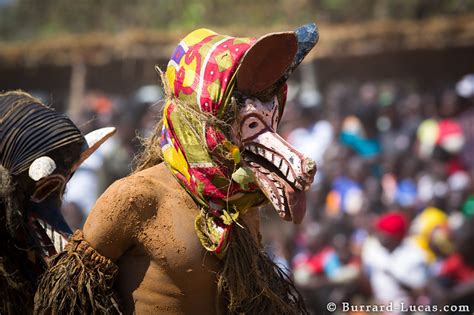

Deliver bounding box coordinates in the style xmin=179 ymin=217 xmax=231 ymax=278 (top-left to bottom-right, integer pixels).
xmin=161 ymin=23 xmax=319 ymax=255
xmin=233 ymin=96 xmax=316 ymax=223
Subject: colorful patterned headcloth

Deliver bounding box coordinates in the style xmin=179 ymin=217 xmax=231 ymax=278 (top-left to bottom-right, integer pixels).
xmin=166 ymin=28 xmax=255 ymax=116
xmin=160 ymin=25 xmax=318 ymax=256
xmin=161 ymin=29 xmax=264 ymax=256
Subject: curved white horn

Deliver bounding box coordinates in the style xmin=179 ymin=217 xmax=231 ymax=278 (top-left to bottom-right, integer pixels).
xmin=71 ymin=127 xmax=116 ymax=172
xmin=85 ymin=127 xmax=116 ymax=148
xmin=29 ymin=156 xmax=56 ymax=181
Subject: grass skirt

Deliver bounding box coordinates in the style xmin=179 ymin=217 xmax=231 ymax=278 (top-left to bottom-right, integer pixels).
xmin=34 ymin=230 xmax=122 ymax=314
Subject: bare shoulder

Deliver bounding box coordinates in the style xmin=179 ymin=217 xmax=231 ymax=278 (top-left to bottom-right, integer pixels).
xmin=82 ymin=163 xmax=172 ymax=260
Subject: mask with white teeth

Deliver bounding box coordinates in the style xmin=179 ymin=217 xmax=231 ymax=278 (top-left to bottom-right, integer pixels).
xmin=161 ymin=23 xmax=319 ymax=256
xmin=232 ymin=95 xmax=316 ymax=223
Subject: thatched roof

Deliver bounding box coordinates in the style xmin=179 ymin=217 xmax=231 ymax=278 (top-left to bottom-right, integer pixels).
xmin=1 ymin=14 xmax=473 ymax=68
xmin=312 ymin=14 xmax=474 ymax=59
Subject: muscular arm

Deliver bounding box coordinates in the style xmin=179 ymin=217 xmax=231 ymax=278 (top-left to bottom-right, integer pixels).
xmin=35 ymin=173 xmax=160 ymax=314
xmin=83 ymin=175 xmax=159 ymax=261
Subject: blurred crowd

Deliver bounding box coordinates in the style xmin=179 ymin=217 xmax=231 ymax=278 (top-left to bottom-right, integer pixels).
xmin=274 ymin=74 xmax=474 ymax=314
xmin=59 ymin=85 xmax=163 ymax=229
xmin=54 ymin=72 xmax=474 ymax=314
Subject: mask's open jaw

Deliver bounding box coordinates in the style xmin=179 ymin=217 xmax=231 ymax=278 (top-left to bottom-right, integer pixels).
xmin=28 ymin=214 xmax=69 ymax=258
xmin=28 ymin=196 xmax=72 ymax=259
xmin=241 ymin=143 xmax=314 ymax=224
xmin=233 ymin=96 xmax=316 ymax=224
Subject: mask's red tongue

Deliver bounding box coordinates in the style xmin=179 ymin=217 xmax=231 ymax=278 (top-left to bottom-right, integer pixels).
xmin=286 ymin=187 xmax=306 ymax=224
xmin=247 ymin=161 xmax=306 ymax=224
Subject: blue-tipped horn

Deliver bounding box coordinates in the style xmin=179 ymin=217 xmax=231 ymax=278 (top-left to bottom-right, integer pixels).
xmin=286 ymin=23 xmax=319 ymax=79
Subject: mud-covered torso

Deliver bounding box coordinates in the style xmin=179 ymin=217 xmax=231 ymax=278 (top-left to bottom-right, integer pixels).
xmin=118 ymin=164 xmax=220 ymax=314
xmin=83 ymin=163 xmax=260 ymax=314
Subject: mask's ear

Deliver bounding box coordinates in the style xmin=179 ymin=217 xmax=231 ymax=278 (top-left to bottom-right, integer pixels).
xmin=235 ymin=23 xmax=318 ymax=111
xmin=236 ymin=32 xmax=297 ymax=96
xmin=266 ymin=23 xmax=319 ymax=107
xmin=29 ymin=156 xmax=56 ymax=181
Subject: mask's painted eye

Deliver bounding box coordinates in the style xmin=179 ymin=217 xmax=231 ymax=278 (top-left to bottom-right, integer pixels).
xmin=249 ymin=122 xmax=258 ymax=129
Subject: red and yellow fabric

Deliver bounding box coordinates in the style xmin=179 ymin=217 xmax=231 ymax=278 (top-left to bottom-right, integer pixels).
xmin=160 ymin=29 xmax=268 ymax=257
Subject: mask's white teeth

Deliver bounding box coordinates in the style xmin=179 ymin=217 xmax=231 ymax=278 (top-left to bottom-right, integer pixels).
xmin=287 ymin=172 xmax=296 ymax=185
xmin=37 ymin=218 xmax=46 ymax=229
xmin=252 ymin=164 xmax=291 ymax=220
xmin=46 ymin=224 xmax=67 ymax=253
xmin=33 ymin=217 xmax=68 ymax=254
xmin=264 ymin=150 xmax=273 ymax=162
xmin=274 ymin=155 xmax=283 ymax=168
xmin=277 ymin=187 xmax=286 ymax=215
xmin=244 ymin=144 xmax=301 ymax=191
xmin=46 ymin=223 xmax=54 ymax=242
xmin=279 ymin=163 xmax=289 ymax=178
xmin=277 ymin=159 xmax=292 ymax=180
xmin=53 ymin=230 xmax=67 ymax=253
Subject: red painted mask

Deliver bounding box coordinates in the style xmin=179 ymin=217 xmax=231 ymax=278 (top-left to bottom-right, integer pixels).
xmin=233 ymin=95 xmax=316 ymax=223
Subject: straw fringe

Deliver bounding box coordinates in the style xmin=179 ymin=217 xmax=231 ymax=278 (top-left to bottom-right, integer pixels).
xmin=34 ymin=230 xmax=122 ymax=315
xmin=218 ymin=221 xmax=308 ymax=315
